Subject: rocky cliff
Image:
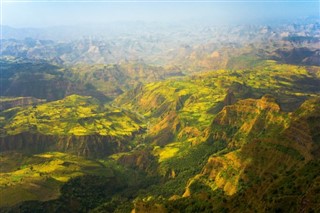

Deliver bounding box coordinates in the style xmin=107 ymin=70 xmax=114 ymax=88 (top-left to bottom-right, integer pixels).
xmin=0 ymin=133 xmax=131 ymax=158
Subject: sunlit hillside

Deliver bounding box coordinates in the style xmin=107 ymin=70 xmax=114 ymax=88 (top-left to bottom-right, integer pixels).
xmin=0 ymin=3 xmax=319 ymax=211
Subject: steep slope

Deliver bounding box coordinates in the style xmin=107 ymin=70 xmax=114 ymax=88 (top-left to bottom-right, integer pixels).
xmin=66 ymin=62 xmax=183 ymax=99
xmin=185 ymin=96 xmax=292 ymax=197
xmin=0 ymin=152 xmax=114 ymax=207
xmin=116 ymin=61 xmax=320 ymax=150
xmin=1 ymin=60 xmax=319 ymax=212
xmin=116 ymin=76 xmax=224 ymax=148
xmin=0 ymin=58 xmax=108 ymax=101
xmin=271 ymin=47 xmax=320 ymax=66
xmin=207 ymin=95 xmax=287 ymax=147
xmin=0 ymin=97 xmax=45 ymax=111
xmin=1 ymin=57 xmax=183 ymax=102
xmin=0 ymin=95 xmax=145 ymax=157
xmin=132 ymin=97 xmax=320 ymax=213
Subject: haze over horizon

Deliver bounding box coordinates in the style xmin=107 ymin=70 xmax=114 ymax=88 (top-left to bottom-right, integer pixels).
xmin=2 ymin=1 xmax=319 ymax=28
xmin=1 ymin=0 xmax=320 ymax=212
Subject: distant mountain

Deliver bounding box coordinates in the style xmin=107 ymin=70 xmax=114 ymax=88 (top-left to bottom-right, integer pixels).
xmin=271 ymin=47 xmax=320 ymax=66
xmin=2 ymin=21 xmax=319 ymax=68
xmin=0 ymin=58 xmax=108 ymax=101
xmin=0 ymin=57 xmax=183 ymax=101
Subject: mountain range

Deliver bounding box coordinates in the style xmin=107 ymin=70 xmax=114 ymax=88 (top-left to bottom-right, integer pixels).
xmin=0 ymin=20 xmax=319 ymax=212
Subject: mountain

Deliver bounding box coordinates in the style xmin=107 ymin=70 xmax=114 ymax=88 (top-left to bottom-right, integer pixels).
xmin=3 ymin=94 xmax=319 ymax=212
xmin=271 ymin=47 xmax=320 ymax=66
xmin=66 ymin=63 xmax=183 ymax=99
xmin=131 ymin=97 xmax=319 ymax=213
xmin=0 ymin=58 xmax=108 ymax=101
xmin=0 ymin=57 xmax=182 ymax=101
xmin=1 ymin=20 xmax=320 ymax=212
xmin=187 ymin=98 xmax=319 ymax=212
xmin=2 ymin=22 xmax=319 ymax=68
xmin=0 ymin=97 xmax=45 ymax=111
xmin=1 ymin=57 xmax=319 ymax=212
xmin=116 ymin=60 xmax=320 ymax=147
xmin=0 ymin=95 xmax=145 ymax=157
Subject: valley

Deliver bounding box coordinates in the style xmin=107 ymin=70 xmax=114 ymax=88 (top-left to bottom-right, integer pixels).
xmin=0 ymin=18 xmax=319 ymax=213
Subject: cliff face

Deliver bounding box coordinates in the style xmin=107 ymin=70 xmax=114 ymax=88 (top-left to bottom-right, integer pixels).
xmin=0 ymin=133 xmax=130 ymax=158
xmin=272 ymin=47 xmax=320 ymax=66
xmin=0 ymin=97 xmax=45 ymax=111
xmin=117 ymin=149 xmax=157 ymax=174
xmin=208 ymin=95 xmax=285 ymax=147
xmin=0 ymin=95 xmax=145 ymax=157
xmin=4 ymin=77 xmax=108 ymax=102
xmin=223 ymin=91 xmax=236 ymax=106
xmin=283 ymin=97 xmax=320 ymax=158
xmin=0 ymin=59 xmax=109 ymax=101
xmin=181 ymin=97 xmax=320 ymax=212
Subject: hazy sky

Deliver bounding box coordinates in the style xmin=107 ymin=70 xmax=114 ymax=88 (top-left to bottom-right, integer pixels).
xmin=2 ymin=0 xmax=319 ymax=27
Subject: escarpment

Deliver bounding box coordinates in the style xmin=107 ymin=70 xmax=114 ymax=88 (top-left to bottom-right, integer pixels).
xmin=208 ymin=95 xmax=285 ymax=146
xmin=0 ymin=97 xmax=45 ymax=111
xmin=0 ymin=133 xmax=135 ymax=158
xmin=0 ymin=95 xmax=145 ymax=157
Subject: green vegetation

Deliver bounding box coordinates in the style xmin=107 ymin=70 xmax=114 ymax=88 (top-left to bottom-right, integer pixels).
xmin=0 ymin=152 xmax=114 ymax=207
xmin=1 ymin=59 xmax=319 ymax=212
xmin=66 ymin=63 xmax=183 ymax=99
xmin=116 ymin=60 xmax=319 ymax=155
xmin=0 ymin=94 xmax=144 ymax=136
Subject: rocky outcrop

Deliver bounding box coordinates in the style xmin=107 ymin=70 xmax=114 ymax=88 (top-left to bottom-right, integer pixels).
xmin=205 ymin=95 xmax=289 ymax=150
xmin=117 ymin=150 xmax=157 ymax=173
xmin=183 ymin=98 xmax=320 ymax=204
xmin=283 ymin=97 xmax=320 ymax=158
xmin=131 ymin=201 xmax=166 ymax=213
xmin=147 ymin=111 xmax=181 ymax=146
xmin=223 ymin=91 xmax=236 ymax=106
xmin=208 ymin=82 xmax=253 ymax=114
